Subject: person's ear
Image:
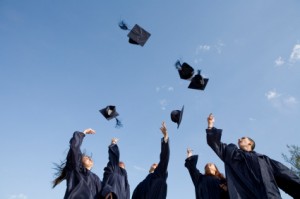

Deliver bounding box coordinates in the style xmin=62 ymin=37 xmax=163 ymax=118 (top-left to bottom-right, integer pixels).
xmin=247 ymin=142 xmax=252 ymax=149
xmin=247 ymin=142 xmax=254 ymax=150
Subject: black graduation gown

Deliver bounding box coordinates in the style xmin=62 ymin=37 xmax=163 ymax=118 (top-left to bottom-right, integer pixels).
xmin=185 ymin=155 xmax=229 ymax=199
xmin=131 ymin=138 xmax=170 ymax=199
xmin=206 ymin=127 xmax=300 ymax=199
xmin=101 ymin=144 xmax=130 ymax=199
xmin=64 ymin=131 xmax=102 ymax=199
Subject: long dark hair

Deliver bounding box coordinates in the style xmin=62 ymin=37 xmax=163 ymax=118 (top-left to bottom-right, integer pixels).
xmin=52 ymin=160 xmax=68 ymax=188
xmin=52 ymin=150 xmax=91 ymax=188
xmin=204 ymin=163 xmax=226 ymax=180
xmin=52 ymin=149 xmax=73 ymax=188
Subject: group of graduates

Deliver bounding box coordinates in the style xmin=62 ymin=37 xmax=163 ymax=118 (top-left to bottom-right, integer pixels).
xmin=53 ymin=114 xmax=300 ymax=199
xmin=52 ymin=121 xmax=169 ymax=199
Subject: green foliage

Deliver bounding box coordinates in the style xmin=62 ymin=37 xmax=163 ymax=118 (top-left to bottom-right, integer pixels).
xmin=282 ymin=145 xmax=300 ymax=177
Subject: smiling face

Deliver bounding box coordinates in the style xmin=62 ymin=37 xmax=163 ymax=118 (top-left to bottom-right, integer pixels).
xmin=82 ymin=155 xmax=94 ymax=170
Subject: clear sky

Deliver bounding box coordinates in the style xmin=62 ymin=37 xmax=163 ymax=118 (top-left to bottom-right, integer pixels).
xmin=1 ymin=0 xmax=300 ymax=199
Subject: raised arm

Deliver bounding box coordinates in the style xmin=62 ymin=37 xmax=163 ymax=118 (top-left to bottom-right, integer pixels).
xmin=102 ymin=138 xmax=120 ymax=183
xmin=108 ymin=138 xmax=120 ymax=168
xmin=206 ymin=114 xmax=227 ymax=161
xmin=154 ymin=122 xmax=170 ymax=176
xmin=185 ymin=148 xmax=203 ymax=186
xmin=66 ymin=128 xmax=95 ymax=170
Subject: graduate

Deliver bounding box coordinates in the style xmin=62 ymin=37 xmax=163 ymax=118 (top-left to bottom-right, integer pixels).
xmin=206 ymin=113 xmax=300 ymax=199
xmin=52 ymin=129 xmax=102 ymax=199
xmin=185 ymin=148 xmax=229 ymax=199
xmin=101 ymin=138 xmax=130 ymax=199
xmin=131 ymin=122 xmax=170 ymax=199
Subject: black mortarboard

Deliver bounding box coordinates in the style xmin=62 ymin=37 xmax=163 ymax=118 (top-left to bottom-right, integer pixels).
xmin=188 ymin=70 xmax=209 ymax=90
xmin=127 ymin=24 xmax=151 ymax=46
xmin=175 ymin=60 xmax=195 ymax=80
xmin=170 ymin=105 xmax=184 ymax=129
xmin=119 ymin=21 xmax=151 ymax=46
xmin=99 ymin=105 xmax=122 ymax=128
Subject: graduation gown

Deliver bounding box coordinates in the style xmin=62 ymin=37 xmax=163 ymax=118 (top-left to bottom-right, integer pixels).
xmin=206 ymin=127 xmax=300 ymax=199
xmin=101 ymin=144 xmax=130 ymax=199
xmin=185 ymin=155 xmax=229 ymax=199
xmin=64 ymin=131 xmax=102 ymax=199
xmin=131 ymin=138 xmax=170 ymax=199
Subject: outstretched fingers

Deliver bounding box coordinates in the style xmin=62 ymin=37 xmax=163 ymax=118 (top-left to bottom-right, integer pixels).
xmin=111 ymin=138 xmax=119 ymax=145
xmin=83 ymin=128 xmax=96 ymax=134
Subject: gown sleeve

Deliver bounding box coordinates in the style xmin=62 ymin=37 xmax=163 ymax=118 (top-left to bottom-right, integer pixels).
xmin=185 ymin=155 xmax=203 ymax=186
xmin=102 ymin=144 xmax=120 ymax=197
xmin=270 ymin=158 xmax=300 ymax=198
xmin=66 ymin=131 xmax=85 ymax=171
xmin=108 ymin=144 xmax=120 ymax=169
xmin=153 ymin=138 xmax=170 ymax=177
xmin=206 ymin=127 xmax=228 ymax=161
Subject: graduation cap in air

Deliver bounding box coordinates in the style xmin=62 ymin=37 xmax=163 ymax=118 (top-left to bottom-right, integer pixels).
xmin=175 ymin=60 xmax=195 ymax=80
xmin=99 ymin=105 xmax=123 ymax=128
xmin=188 ymin=70 xmax=209 ymax=90
xmin=170 ymin=105 xmax=184 ymax=129
xmin=118 ymin=20 xmax=151 ymax=47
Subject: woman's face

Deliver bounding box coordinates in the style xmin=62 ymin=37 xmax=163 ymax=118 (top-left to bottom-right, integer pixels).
xmin=82 ymin=156 xmax=93 ymax=169
xmin=205 ymin=163 xmax=217 ymax=175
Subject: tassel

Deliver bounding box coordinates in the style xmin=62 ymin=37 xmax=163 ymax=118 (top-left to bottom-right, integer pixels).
xmin=119 ymin=20 xmax=129 ymax=30
xmin=115 ymin=118 xmax=123 ymax=128
xmin=175 ymin=60 xmax=182 ymax=70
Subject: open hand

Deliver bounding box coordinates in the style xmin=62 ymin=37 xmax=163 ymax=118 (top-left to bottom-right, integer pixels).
xmin=111 ymin=138 xmax=119 ymax=145
xmin=207 ymin=113 xmax=215 ymax=128
xmin=83 ymin=128 xmax=96 ymax=134
xmin=187 ymin=148 xmax=193 ymax=158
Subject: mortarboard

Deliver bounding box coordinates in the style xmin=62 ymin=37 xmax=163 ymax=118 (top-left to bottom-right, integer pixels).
xmin=99 ymin=105 xmax=123 ymax=128
xmin=127 ymin=24 xmax=151 ymax=46
xmin=188 ymin=70 xmax=209 ymax=90
xmin=175 ymin=60 xmax=195 ymax=80
xmin=170 ymin=105 xmax=184 ymax=129
xmin=119 ymin=20 xmax=151 ymax=46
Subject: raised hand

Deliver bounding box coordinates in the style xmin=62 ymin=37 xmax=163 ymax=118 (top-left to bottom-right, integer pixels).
xmin=160 ymin=121 xmax=168 ymax=141
xmin=111 ymin=138 xmax=119 ymax=145
xmin=207 ymin=113 xmax=215 ymax=129
xmin=83 ymin=128 xmax=96 ymax=134
xmin=187 ymin=148 xmax=193 ymax=158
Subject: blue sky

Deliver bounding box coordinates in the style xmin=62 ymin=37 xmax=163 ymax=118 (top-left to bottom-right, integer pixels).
xmin=1 ymin=1 xmax=300 ymax=199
